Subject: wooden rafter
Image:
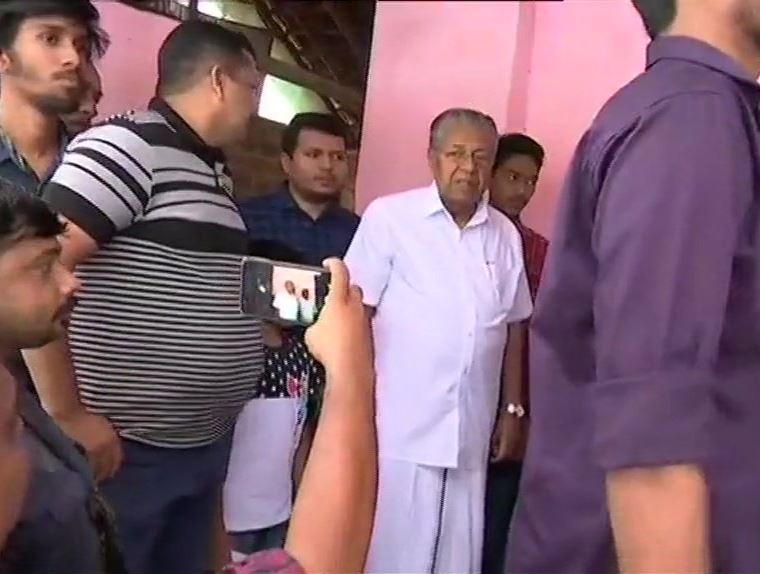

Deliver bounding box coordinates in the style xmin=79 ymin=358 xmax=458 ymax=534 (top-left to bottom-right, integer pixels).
xmin=116 ymin=0 xmax=364 ymax=118
xmin=322 ymin=1 xmax=364 ymax=71
xmin=248 ymin=0 xmax=359 ymax=128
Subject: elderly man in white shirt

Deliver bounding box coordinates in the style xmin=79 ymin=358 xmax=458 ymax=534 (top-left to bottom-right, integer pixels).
xmin=344 ymin=108 xmax=533 ymax=573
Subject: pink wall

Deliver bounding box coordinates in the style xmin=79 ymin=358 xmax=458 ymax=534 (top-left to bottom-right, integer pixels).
xmin=96 ymin=3 xmax=178 ymax=118
xmin=520 ymin=1 xmax=648 ymax=236
xmin=355 ymin=1 xmax=522 ymax=209
xmin=96 ymin=1 xmax=649 ymax=238
xmin=356 ymin=0 xmax=649 ymax=238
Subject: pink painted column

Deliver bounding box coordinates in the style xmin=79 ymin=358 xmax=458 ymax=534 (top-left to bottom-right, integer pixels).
xmin=518 ymin=1 xmax=648 ymax=236
xmin=354 ymin=1 xmax=523 ymax=211
xmin=355 ymin=0 xmax=649 ymax=234
xmin=96 ymin=3 xmax=178 ymax=119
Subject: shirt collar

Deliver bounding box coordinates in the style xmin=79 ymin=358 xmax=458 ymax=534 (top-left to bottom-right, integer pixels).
xmin=421 ymin=181 xmax=490 ymax=227
xmin=647 ymin=36 xmax=760 ymax=92
xmin=148 ymin=97 xmax=225 ymax=166
xmin=505 ymin=212 xmax=525 ymax=228
xmin=272 ymin=183 xmax=298 ymax=211
xmin=274 ymin=181 xmax=347 ymax=220
xmin=0 ymin=122 xmax=68 ymax=172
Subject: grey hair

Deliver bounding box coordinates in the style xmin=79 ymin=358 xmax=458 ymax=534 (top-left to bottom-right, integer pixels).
xmin=428 ymin=108 xmax=498 ymax=151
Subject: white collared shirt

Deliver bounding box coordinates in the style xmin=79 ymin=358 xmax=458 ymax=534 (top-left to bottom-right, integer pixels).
xmin=345 ymin=182 xmax=532 ymax=469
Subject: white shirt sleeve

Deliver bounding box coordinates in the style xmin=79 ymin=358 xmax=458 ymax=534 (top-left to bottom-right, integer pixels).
xmin=508 ymin=267 xmax=533 ymax=323
xmin=504 ymin=219 xmax=533 ymax=323
xmin=344 ymin=199 xmax=394 ymax=307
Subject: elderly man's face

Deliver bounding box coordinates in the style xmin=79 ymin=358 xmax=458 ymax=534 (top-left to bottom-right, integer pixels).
xmin=428 ymin=122 xmax=496 ymax=214
xmin=61 ymin=63 xmax=102 ymax=136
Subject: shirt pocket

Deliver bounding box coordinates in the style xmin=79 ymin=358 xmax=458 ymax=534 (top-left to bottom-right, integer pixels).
xmin=480 ymin=246 xmax=520 ymax=326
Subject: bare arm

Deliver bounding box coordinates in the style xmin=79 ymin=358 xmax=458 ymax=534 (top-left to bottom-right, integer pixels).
xmin=286 ymin=259 xmax=377 ymax=574
xmin=23 ymin=219 xmax=96 ymax=417
xmin=22 ymin=220 xmax=122 ymax=481
xmin=607 ymin=465 xmax=709 ymax=573
xmin=500 ymin=321 xmax=526 ymax=406
xmin=491 ymin=321 xmax=528 ymax=463
xmin=589 ymin=95 xmax=748 ymax=572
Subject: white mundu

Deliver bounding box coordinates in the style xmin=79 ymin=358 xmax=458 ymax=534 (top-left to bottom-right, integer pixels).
xmin=344 ymin=183 xmax=532 ymax=573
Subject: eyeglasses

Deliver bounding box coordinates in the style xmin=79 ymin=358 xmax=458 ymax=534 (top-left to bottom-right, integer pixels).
xmin=442 ymin=148 xmax=491 ymax=167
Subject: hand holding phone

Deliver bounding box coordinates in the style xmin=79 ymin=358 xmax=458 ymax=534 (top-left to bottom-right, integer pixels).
xmin=241 ymin=257 xmax=330 ymax=327
xmin=303 ymin=258 xmax=374 ymax=380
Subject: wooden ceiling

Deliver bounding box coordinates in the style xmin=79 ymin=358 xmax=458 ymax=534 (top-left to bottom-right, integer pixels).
xmin=251 ymin=0 xmax=374 ymax=93
xmin=118 ymin=0 xmax=376 ymax=135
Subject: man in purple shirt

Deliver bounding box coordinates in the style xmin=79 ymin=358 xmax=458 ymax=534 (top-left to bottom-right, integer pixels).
xmin=507 ymin=1 xmax=760 ymax=572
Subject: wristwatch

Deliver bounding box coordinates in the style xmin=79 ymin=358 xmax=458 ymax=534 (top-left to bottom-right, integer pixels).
xmin=505 ymin=402 xmax=527 ymax=419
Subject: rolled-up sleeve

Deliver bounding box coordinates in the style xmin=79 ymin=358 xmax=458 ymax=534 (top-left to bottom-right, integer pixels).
xmin=590 ymin=93 xmax=752 ymax=470
xmin=343 ymin=199 xmax=394 ymax=307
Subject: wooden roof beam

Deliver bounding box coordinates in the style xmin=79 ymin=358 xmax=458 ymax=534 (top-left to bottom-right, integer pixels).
xmin=116 ymin=1 xmax=363 ymax=116
xmin=322 ymin=1 xmax=365 ymax=70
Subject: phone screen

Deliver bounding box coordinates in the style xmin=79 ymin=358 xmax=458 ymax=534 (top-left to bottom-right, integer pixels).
xmin=240 ymin=256 xmax=330 ymax=327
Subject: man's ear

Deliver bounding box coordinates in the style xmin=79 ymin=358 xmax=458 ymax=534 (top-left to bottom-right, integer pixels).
xmin=210 ymin=65 xmax=224 ymax=100
xmin=427 ymin=147 xmax=437 ymax=172
xmin=280 ymin=151 xmax=292 ymax=176
xmin=0 ymin=50 xmax=13 ymax=74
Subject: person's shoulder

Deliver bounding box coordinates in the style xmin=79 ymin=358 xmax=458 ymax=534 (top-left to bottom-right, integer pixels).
xmin=71 ymin=108 xmax=169 ymax=151
xmin=335 ymin=203 xmax=360 ymax=221
xmin=363 ymin=185 xmax=430 ymax=217
xmin=586 ymin=56 xmax=748 ymax=161
xmin=239 ymin=189 xmax=289 ymax=214
xmin=526 ymin=225 xmax=548 ymax=247
xmin=331 ymin=204 xmax=360 ymax=231
xmin=487 ymin=206 xmax=521 ymax=241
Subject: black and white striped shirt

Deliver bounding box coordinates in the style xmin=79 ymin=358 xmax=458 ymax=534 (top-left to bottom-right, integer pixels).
xmin=43 ymin=98 xmax=264 ymax=448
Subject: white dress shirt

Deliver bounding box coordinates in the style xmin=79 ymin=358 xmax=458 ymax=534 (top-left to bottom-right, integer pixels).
xmin=345 ymin=182 xmax=532 ymax=469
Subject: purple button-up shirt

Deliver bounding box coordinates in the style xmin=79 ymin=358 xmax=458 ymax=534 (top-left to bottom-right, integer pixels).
xmin=507 ymin=36 xmax=760 ymax=573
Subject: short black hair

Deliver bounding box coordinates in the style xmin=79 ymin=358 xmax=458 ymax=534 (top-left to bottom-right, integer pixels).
xmin=493 ymin=133 xmax=545 ymax=173
xmin=156 ymin=20 xmax=256 ymax=97
xmin=281 ymin=113 xmax=348 ymax=157
xmin=631 ymin=0 xmax=676 ymax=39
xmin=0 ymin=0 xmax=109 ymax=60
xmin=0 ymin=178 xmax=65 ymax=253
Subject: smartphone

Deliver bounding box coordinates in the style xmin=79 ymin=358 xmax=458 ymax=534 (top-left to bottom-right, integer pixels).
xmin=240 ymin=256 xmax=330 ymax=327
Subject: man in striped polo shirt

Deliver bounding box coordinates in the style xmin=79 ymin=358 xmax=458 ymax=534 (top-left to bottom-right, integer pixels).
xmin=23 ymin=20 xmax=265 ymax=574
